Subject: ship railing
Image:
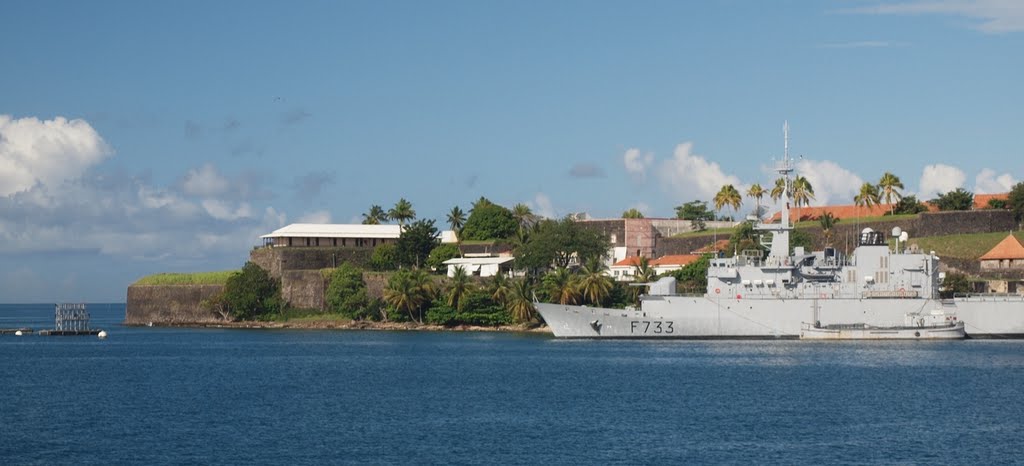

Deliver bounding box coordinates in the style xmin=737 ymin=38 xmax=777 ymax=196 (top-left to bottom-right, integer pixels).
xmin=952 ymin=293 xmax=1024 ymax=301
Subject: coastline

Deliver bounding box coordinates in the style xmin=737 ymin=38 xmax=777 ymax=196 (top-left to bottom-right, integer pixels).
xmin=128 ymin=320 xmax=554 ymax=334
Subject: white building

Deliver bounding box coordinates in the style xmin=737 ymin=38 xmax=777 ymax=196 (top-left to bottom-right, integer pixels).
xmin=442 ymin=255 xmax=515 ymax=278
xmin=260 ymin=223 xmax=457 ymax=248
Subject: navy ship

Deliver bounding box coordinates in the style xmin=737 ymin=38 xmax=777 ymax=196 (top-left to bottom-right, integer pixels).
xmin=536 ymin=125 xmax=1024 ymax=339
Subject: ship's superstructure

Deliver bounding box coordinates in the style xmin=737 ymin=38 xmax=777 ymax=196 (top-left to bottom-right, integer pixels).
xmin=536 ymin=123 xmax=1024 ymax=339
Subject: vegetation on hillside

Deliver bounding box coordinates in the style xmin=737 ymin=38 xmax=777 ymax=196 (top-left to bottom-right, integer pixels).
xmin=134 ymin=270 xmax=237 ymax=285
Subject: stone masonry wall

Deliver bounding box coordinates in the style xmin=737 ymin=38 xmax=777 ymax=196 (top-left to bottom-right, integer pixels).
xmin=125 ymin=284 xmax=225 ymax=324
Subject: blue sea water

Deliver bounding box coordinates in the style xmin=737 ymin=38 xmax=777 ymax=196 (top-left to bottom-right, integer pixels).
xmin=2 ymin=303 xmax=1024 ymax=465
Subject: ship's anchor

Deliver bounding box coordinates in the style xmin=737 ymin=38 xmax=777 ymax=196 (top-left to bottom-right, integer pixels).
xmin=590 ymin=320 xmax=602 ymax=333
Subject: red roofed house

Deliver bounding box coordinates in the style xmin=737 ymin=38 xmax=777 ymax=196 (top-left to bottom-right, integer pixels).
xmin=608 ymin=254 xmax=703 ymax=281
xmin=978 ymin=234 xmax=1024 ymax=295
xmin=980 ymin=234 xmax=1024 ymax=270
xmin=974 ymin=193 xmax=1010 ymax=210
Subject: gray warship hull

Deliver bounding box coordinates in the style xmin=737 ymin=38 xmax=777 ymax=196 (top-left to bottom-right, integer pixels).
xmin=536 ymin=295 xmax=1024 ymax=339
xmin=539 ymin=123 xmax=1024 ymax=339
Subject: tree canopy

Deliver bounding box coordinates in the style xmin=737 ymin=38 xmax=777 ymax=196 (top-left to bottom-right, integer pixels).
xmin=675 ymin=200 xmax=714 ymax=220
xmin=222 ymin=262 xmax=281 ymax=320
xmin=460 ymin=202 xmax=519 ymax=240
xmin=396 ymin=219 xmax=440 ymax=268
xmin=891 ymin=195 xmax=928 ymax=215
xmin=1008 ymin=182 xmax=1024 ymax=224
xmin=514 ymin=218 xmax=610 ymax=272
xmin=325 ymin=263 xmax=373 ymax=320
xmin=932 ymin=188 xmax=974 ymax=211
xmin=621 ymin=208 xmax=645 ymax=219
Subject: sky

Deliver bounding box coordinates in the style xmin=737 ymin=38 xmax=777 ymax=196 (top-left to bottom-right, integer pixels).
xmin=2 ymin=0 xmax=1023 ymax=302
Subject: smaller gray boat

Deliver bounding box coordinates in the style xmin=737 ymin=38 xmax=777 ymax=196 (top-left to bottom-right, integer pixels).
xmin=800 ymin=310 xmax=966 ymax=340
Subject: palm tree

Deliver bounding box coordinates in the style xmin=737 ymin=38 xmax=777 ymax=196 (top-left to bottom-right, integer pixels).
xmin=542 ymin=267 xmax=580 ymax=305
xmin=746 ymin=183 xmax=765 ymax=220
xmin=791 ymin=176 xmax=815 ymax=222
xmin=878 ymin=172 xmax=904 ymax=215
xmin=383 ymin=271 xmax=421 ymax=323
xmin=819 ymin=212 xmax=839 ymax=246
xmin=633 ymin=256 xmax=657 ymax=283
xmin=408 ymin=268 xmax=436 ymax=323
xmin=388 ymin=198 xmax=416 ymax=226
xmin=512 ymin=203 xmax=537 ymax=231
xmin=446 ymin=206 xmax=466 ymax=233
xmin=576 ymin=259 xmax=612 ymax=306
xmin=621 ymin=208 xmax=644 ymax=219
xmin=361 ymin=205 xmax=388 ymax=225
xmin=506 ymin=279 xmax=536 ymax=323
xmin=713 ymin=184 xmax=742 ymax=221
xmin=854 ymin=182 xmax=880 ymax=210
xmin=489 ymin=272 xmax=512 ymax=306
xmin=710 ymin=184 xmax=741 ymax=253
xmin=854 ymin=182 xmax=881 ymax=230
xmin=770 ymin=178 xmax=787 ymax=203
xmin=446 ymin=265 xmax=473 ymax=311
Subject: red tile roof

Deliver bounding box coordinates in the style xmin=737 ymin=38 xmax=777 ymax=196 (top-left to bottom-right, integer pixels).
xmin=980 ymin=234 xmax=1024 ymax=260
xmin=651 ymin=254 xmax=702 ymax=267
xmin=613 ymin=254 xmax=703 ymax=268
xmin=974 ymin=193 xmax=1010 ymax=209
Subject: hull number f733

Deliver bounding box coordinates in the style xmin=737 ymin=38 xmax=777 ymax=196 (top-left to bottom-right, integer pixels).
xmin=630 ymin=321 xmax=674 ymax=334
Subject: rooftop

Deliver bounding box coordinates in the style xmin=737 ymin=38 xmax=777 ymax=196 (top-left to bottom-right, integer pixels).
xmin=979 ymin=234 xmax=1024 ymax=261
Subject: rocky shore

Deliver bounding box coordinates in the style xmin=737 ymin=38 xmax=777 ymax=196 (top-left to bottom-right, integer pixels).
xmin=130 ymin=319 xmax=553 ymax=334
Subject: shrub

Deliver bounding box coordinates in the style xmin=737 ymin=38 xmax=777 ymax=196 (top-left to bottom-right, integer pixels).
xmin=222 ymin=262 xmax=281 ymax=320
xmin=325 ymin=263 xmax=373 ymax=320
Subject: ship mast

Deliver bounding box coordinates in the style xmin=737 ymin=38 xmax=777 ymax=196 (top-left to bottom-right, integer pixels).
xmin=755 ymin=121 xmax=794 ymax=262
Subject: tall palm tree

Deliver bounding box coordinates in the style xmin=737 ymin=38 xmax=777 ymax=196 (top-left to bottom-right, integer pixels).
xmin=854 ymin=182 xmax=881 ymax=230
xmin=383 ymin=271 xmax=421 ymax=323
xmin=446 ymin=206 xmax=466 ymax=233
xmin=362 ymin=205 xmax=388 ymax=225
xmin=446 ymin=265 xmax=473 ymax=311
xmin=770 ymin=177 xmax=787 ymax=203
xmin=746 ymin=183 xmax=765 ymax=220
xmin=576 ymin=259 xmax=612 ymax=306
xmin=512 ymin=203 xmax=537 ymax=231
xmin=877 ymin=172 xmax=905 ymax=215
xmin=506 ymin=279 xmax=536 ymax=323
xmin=447 ymin=205 xmax=466 ymax=257
xmin=388 ymin=198 xmax=416 ymax=226
xmin=791 ymin=176 xmax=815 ymax=222
xmin=819 ymin=212 xmax=839 ymax=246
xmin=633 ymin=256 xmax=657 ymax=283
xmin=408 ymin=268 xmax=436 ymax=323
xmin=854 ymin=182 xmax=880 ymax=210
xmin=713 ymin=184 xmax=742 ymax=221
xmin=489 ymin=272 xmax=512 ymax=306
xmin=542 ymin=267 xmax=580 ymax=305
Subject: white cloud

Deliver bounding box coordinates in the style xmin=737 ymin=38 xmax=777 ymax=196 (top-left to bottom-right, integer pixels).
xmin=848 ymin=1 xmax=1024 ymax=33
xmin=623 ymin=148 xmax=654 ymax=182
xmin=201 ymin=199 xmax=253 ymax=221
xmin=658 ymin=142 xmax=744 ymax=203
xmin=974 ymin=168 xmax=1017 ymax=193
xmin=918 ymin=163 xmax=966 ymax=199
xmin=297 ymin=210 xmax=332 ymax=224
xmin=795 ymin=159 xmax=864 ymax=206
xmin=0 ymin=115 xmax=111 ymax=196
xmin=182 ymin=163 xmax=230 ymax=197
xmin=531 ymin=193 xmax=557 ymax=219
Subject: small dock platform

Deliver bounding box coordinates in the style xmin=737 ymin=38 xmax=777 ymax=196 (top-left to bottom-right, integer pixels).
xmin=0 ymin=328 xmax=34 ymax=335
xmin=38 ymin=329 xmax=102 ymax=336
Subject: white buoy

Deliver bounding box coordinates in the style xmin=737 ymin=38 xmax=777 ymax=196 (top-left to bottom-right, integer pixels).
xmin=97 ymin=330 xmax=108 ymax=340
xmin=14 ymin=330 xmax=23 ymax=336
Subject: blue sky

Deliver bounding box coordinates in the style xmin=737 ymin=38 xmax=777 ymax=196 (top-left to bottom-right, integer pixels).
xmin=2 ymin=0 xmax=1022 ymax=302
